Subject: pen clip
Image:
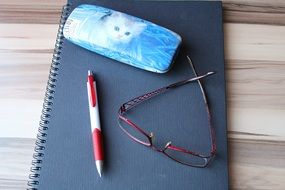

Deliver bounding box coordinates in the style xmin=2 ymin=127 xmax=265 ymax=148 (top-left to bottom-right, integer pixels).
xmin=88 ymin=71 xmax=96 ymax=107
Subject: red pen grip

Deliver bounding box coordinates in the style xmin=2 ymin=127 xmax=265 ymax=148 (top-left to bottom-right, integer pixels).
xmin=92 ymin=128 xmax=104 ymax=160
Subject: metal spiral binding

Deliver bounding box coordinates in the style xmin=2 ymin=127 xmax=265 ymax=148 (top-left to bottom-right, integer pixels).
xmin=27 ymin=4 xmax=71 ymax=190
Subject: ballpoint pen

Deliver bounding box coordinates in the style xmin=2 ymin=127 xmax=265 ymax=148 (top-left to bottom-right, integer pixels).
xmin=87 ymin=70 xmax=104 ymax=177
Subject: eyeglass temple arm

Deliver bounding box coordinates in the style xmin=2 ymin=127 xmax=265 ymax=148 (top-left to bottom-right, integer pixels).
xmin=186 ymin=56 xmax=217 ymax=155
xmin=166 ymin=71 xmax=215 ymax=89
xmin=119 ymin=62 xmax=215 ymax=117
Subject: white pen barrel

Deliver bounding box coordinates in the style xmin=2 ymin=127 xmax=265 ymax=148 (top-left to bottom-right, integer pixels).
xmin=87 ymin=81 xmax=101 ymax=131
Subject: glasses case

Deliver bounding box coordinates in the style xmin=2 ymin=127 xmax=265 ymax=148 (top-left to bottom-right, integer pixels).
xmin=63 ymin=4 xmax=182 ymax=73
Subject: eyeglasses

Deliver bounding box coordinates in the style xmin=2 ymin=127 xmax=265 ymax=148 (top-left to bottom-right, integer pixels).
xmin=117 ymin=56 xmax=217 ymax=167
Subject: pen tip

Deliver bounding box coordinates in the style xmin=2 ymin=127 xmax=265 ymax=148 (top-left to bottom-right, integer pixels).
xmin=96 ymin=160 xmax=103 ymax=178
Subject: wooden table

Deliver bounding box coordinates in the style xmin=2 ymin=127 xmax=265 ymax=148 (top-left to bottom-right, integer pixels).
xmin=0 ymin=1 xmax=284 ymax=189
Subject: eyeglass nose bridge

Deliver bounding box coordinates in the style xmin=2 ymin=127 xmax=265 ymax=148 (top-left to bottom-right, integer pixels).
xmin=149 ymin=132 xmax=172 ymax=152
xmin=163 ymin=141 xmax=172 ymax=151
xmin=149 ymin=132 xmax=155 ymax=145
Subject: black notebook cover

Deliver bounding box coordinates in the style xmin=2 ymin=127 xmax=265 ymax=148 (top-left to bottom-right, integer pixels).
xmin=28 ymin=1 xmax=228 ymax=190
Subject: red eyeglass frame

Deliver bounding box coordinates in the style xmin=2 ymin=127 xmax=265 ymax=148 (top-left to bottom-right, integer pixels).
xmin=117 ymin=56 xmax=217 ymax=167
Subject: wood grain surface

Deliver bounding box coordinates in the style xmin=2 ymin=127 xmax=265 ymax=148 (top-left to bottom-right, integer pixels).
xmin=0 ymin=0 xmax=284 ymax=189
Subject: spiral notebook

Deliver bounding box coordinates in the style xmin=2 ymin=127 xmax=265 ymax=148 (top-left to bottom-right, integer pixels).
xmin=27 ymin=1 xmax=228 ymax=190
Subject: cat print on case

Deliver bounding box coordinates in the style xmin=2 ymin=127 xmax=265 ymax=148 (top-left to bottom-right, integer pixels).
xmin=63 ymin=4 xmax=181 ymax=73
xmin=89 ymin=12 xmax=147 ymax=48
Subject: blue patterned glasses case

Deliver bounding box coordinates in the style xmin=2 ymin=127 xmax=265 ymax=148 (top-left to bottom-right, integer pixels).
xmin=63 ymin=4 xmax=182 ymax=73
